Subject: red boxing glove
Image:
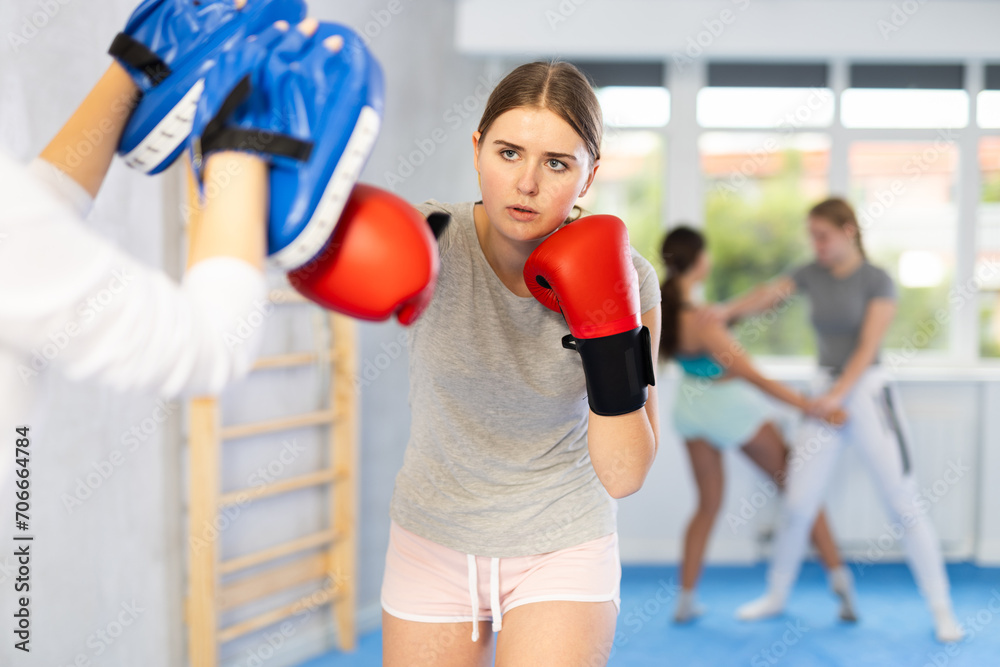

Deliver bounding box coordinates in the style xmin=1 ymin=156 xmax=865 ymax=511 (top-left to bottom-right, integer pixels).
xmin=288 ymin=184 xmax=448 ymax=325
xmin=524 ymin=214 xmax=655 ymax=416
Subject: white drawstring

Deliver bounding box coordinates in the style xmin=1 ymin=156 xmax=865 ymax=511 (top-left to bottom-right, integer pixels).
xmin=467 ymin=554 xmax=479 ymax=641
xmin=490 ymin=557 xmax=502 ymax=632
xmin=467 ymin=554 xmax=503 ymax=640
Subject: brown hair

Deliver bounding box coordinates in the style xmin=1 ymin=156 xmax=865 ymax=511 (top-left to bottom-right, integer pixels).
xmin=808 ymin=197 xmax=866 ymax=259
xmin=659 ymin=226 xmax=706 ymax=359
xmin=477 ymin=61 xmax=603 ymax=165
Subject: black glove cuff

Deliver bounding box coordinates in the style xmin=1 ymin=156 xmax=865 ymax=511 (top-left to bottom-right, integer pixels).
xmin=563 ymin=326 xmax=656 ymax=417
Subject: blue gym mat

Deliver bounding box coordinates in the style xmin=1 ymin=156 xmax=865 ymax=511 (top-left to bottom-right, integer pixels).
xmin=296 ymin=562 xmax=1000 ymax=666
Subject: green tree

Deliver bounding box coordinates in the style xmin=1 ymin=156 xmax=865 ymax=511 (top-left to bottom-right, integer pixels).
xmin=982 ymin=171 xmax=1000 ymax=203
xmin=703 ymin=149 xmax=815 ymax=355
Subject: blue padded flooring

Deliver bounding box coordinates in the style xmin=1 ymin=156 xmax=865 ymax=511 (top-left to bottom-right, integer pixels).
xmin=297 ymin=562 xmax=1000 ymax=666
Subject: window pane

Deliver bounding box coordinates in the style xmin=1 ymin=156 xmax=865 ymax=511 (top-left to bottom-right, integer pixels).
xmin=598 ymin=87 xmax=670 ymax=127
xmin=579 ymin=130 xmax=664 ymax=273
xmin=848 ymin=141 xmax=959 ymax=353
xmin=978 ymin=91 xmax=1000 ymax=129
xmin=697 ymin=88 xmax=834 ymax=128
xmin=841 ymin=89 xmax=969 ymax=129
xmin=701 ymin=132 xmax=831 ymax=355
xmin=979 ymin=137 xmax=1000 ymax=357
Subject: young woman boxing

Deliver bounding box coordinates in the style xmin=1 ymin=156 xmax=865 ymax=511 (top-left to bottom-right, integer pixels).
xmin=721 ymin=198 xmax=964 ymax=643
xmin=659 ymin=226 xmax=856 ymax=624
xmin=379 ymin=62 xmax=661 ymax=667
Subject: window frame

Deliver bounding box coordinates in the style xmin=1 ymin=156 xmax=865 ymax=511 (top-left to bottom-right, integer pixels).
xmin=676 ymin=60 xmax=996 ymax=366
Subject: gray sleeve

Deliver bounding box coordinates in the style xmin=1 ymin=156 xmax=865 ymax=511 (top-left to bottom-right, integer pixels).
xmin=414 ymin=199 xmax=456 ymax=256
xmin=787 ymin=262 xmax=812 ymax=292
xmin=632 ymin=248 xmax=662 ymax=315
xmin=868 ymin=265 xmax=897 ymax=301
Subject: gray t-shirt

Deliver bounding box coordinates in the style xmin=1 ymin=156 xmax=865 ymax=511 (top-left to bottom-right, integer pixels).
xmin=790 ymin=260 xmax=896 ymax=371
xmin=389 ymin=201 xmax=661 ymax=557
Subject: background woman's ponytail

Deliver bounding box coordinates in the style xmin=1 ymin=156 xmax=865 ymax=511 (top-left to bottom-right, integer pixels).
xmin=659 ymin=226 xmax=706 ymax=359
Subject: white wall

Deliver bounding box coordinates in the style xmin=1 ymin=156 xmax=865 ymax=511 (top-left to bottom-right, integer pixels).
xmin=456 ymin=0 xmax=1000 ymax=60
xmin=978 ymin=383 xmax=1000 ymax=564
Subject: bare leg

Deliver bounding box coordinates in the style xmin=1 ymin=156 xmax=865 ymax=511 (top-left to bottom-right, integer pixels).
xmin=382 ymin=611 xmax=494 ymax=667
xmin=673 ymin=438 xmax=723 ymax=623
xmin=679 ymin=438 xmax=724 ymax=593
xmin=494 ymin=601 xmax=617 ymax=667
xmin=809 ymin=513 xmax=842 ymax=571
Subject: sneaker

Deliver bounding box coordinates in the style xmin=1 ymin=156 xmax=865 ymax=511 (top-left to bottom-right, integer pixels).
xmin=735 ymin=593 xmax=786 ymax=621
xmin=674 ymin=590 xmax=706 ymax=624
xmin=932 ymin=604 xmax=964 ymax=643
xmin=828 ymin=565 xmax=859 ymax=623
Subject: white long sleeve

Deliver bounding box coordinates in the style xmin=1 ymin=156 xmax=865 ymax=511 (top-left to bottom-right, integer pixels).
xmin=0 ymin=150 xmax=268 ymax=398
xmin=27 ymin=156 xmax=95 ymax=219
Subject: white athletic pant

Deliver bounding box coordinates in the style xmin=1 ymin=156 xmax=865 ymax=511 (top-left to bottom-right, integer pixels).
xmin=766 ymin=366 xmax=951 ymax=608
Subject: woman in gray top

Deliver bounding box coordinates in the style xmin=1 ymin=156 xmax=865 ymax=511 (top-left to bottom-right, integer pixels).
xmin=718 ymin=198 xmax=963 ymax=642
xmin=379 ymin=62 xmax=662 ymax=666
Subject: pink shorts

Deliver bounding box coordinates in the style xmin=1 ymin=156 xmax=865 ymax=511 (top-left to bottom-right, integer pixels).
xmin=380 ymin=520 xmax=621 ymax=642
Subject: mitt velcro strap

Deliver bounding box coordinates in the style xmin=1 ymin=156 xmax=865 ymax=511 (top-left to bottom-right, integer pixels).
xmin=108 ymin=32 xmax=171 ymax=86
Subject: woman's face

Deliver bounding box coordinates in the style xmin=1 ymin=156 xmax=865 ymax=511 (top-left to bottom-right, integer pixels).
xmin=473 ymin=106 xmax=598 ymax=244
xmin=689 ymin=249 xmax=711 ymax=283
xmin=808 ymin=216 xmax=857 ymax=267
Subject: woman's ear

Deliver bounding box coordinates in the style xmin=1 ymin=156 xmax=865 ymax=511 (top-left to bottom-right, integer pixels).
xmin=472 ymin=131 xmax=482 ymax=174
xmin=579 ymin=160 xmax=600 ymax=198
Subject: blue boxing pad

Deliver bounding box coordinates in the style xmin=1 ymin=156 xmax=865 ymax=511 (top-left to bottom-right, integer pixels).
xmin=190 ymin=21 xmax=384 ymax=270
xmin=109 ymin=0 xmax=306 ymax=174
